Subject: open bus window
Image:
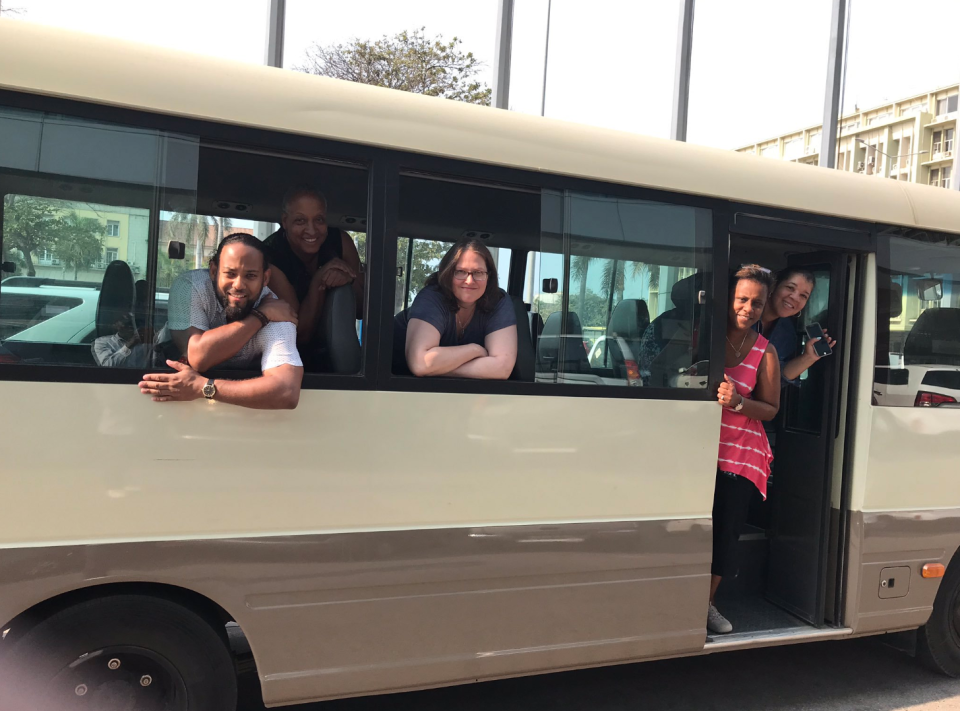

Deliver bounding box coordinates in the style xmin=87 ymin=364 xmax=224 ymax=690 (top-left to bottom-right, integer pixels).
xmin=155 ymin=147 xmax=368 ymax=376
xmin=875 ymin=228 xmax=960 ymax=407
xmin=0 ymin=104 xmax=369 ymax=375
xmin=392 ymin=174 xmax=713 ymax=389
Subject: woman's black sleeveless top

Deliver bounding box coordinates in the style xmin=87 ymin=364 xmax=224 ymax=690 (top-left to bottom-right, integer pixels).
xmin=262 ymin=227 xmax=344 ymax=303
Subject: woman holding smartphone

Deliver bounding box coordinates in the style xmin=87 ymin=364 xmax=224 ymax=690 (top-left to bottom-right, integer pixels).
xmin=756 ymin=267 xmax=837 ymax=384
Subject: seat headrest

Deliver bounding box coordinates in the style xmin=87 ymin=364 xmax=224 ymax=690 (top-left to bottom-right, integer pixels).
xmin=96 ymin=260 xmax=135 ymax=337
xmin=670 ymin=272 xmax=703 ymax=310
xmin=608 ymin=299 xmax=650 ymax=340
xmin=877 ymin=274 xmax=903 ymax=320
xmin=903 ymin=307 xmax=960 ymax=363
xmin=320 ymin=284 xmax=361 ymax=374
xmin=542 ymin=310 xmax=583 ymax=337
xmin=509 ymin=296 xmax=535 ymax=382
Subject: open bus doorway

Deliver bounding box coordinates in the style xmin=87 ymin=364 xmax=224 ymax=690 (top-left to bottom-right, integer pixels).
xmin=711 ymin=228 xmax=856 ymax=641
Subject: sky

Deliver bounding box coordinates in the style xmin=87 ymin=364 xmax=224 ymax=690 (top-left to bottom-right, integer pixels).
xmin=2 ymin=0 xmax=959 ymax=150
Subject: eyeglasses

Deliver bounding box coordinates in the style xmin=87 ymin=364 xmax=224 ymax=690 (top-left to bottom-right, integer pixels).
xmin=453 ymin=269 xmax=488 ymax=282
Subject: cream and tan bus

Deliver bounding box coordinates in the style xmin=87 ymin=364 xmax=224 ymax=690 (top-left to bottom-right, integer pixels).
xmin=1 ymin=20 xmax=959 ymax=710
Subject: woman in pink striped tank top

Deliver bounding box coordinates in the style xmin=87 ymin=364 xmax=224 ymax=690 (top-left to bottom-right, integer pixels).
xmin=708 ymin=265 xmax=781 ymax=635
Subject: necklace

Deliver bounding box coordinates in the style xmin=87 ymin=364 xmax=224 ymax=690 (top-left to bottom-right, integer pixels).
xmin=726 ymin=331 xmax=749 ymax=359
xmin=455 ymin=310 xmax=469 ymax=339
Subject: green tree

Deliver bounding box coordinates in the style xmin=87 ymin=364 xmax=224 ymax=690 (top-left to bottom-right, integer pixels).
xmin=601 ymin=259 xmax=626 ymax=305
xmin=533 ymin=293 xmax=562 ymax=323
xmin=155 ymin=214 xmax=235 ymax=288
xmin=571 ymin=255 xmax=594 ymax=317
xmin=394 ymin=238 xmax=451 ymax=312
xmin=569 ymin=288 xmax=611 ymax=330
xmin=53 ymin=212 xmax=105 ymax=280
xmin=2 ymin=195 xmax=59 ymax=276
xmin=296 ymin=27 xmax=491 ymax=106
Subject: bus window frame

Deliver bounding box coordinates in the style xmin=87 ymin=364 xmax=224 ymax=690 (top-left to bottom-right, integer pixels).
xmin=0 ymin=88 xmax=883 ymax=402
xmin=382 ymin=161 xmax=723 ymax=402
xmin=0 ymin=88 xmax=380 ymax=392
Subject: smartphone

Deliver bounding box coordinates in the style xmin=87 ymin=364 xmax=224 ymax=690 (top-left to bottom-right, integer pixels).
xmin=805 ymin=322 xmax=832 ymax=357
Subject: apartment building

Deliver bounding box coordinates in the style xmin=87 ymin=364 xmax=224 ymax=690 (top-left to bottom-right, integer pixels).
xmin=737 ymin=84 xmax=960 ymax=190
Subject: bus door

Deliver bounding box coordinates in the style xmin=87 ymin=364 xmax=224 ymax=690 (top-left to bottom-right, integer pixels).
xmin=765 ymin=250 xmax=849 ymax=625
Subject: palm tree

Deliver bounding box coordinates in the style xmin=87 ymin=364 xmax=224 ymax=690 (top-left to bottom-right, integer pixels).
xmin=571 ymin=255 xmax=594 ymax=313
xmin=601 ymin=259 xmax=626 ymax=305
xmin=628 ymin=261 xmax=659 ymax=298
xmin=165 ymin=213 xmax=232 ymax=269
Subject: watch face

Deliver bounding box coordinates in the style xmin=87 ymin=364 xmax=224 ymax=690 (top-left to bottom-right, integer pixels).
xmin=203 ymin=381 xmax=215 ymax=398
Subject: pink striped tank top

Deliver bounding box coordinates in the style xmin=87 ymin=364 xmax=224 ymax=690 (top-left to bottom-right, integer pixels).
xmin=717 ymin=333 xmax=773 ymax=499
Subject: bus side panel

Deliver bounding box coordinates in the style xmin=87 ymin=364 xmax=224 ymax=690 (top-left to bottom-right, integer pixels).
xmin=0 ymin=522 xmax=711 ymax=704
xmin=0 ymin=384 xmax=721 ymax=704
xmin=849 ymin=407 xmax=960 ymax=634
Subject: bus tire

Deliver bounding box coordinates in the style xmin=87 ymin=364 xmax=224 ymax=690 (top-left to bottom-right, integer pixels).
xmin=2 ymin=594 xmax=237 ymax=710
xmin=917 ymin=557 xmax=960 ymax=677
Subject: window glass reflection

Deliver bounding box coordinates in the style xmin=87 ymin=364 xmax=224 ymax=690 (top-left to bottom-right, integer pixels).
xmin=875 ymin=228 xmax=960 ymax=408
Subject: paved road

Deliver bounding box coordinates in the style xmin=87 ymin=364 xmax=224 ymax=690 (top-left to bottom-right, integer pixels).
xmin=237 ymin=636 xmax=960 ymax=711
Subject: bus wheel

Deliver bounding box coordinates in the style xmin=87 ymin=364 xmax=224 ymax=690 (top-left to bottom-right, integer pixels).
xmin=917 ymin=558 xmax=960 ymax=677
xmin=3 ymin=594 xmax=237 ymax=710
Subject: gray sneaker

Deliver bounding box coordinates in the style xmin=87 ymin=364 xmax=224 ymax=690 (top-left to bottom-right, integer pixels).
xmin=707 ymin=604 xmax=733 ymax=634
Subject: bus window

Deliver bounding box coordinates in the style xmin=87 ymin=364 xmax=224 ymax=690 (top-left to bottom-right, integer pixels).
xmin=392 ymin=175 xmax=536 ymax=378
xmin=0 ymin=106 xmax=196 ymax=367
xmin=529 ymin=191 xmax=713 ymax=389
xmin=152 ymin=147 xmax=368 ymax=376
xmin=875 ymin=227 xmax=960 ymax=407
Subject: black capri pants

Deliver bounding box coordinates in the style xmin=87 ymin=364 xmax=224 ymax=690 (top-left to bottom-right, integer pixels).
xmin=711 ymin=469 xmax=758 ymax=578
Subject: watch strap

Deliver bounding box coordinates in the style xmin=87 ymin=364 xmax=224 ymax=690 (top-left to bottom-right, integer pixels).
xmin=203 ymin=378 xmax=216 ymax=399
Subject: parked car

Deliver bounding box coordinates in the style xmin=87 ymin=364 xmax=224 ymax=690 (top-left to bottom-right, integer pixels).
xmin=587 ymin=335 xmax=641 ymax=386
xmin=0 ymin=280 xmax=169 ymax=347
xmin=873 ymin=307 xmax=960 ymax=407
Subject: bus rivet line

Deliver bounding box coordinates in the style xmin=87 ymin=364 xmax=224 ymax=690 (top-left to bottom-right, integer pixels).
xmin=108 ymin=658 xmax=121 ymax=670
xmin=140 ymin=675 xmax=152 ymax=687
xmin=75 ymin=684 xmax=88 ymax=696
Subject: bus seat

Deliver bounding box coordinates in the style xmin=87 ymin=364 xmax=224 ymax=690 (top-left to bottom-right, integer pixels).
xmin=903 ymin=308 xmax=960 ymax=366
xmin=537 ymin=311 xmax=590 ymax=374
xmin=320 ymin=284 xmax=361 ymax=374
xmin=509 ymin=296 xmax=535 ymax=382
xmin=133 ymin=279 xmax=149 ymax=327
xmin=608 ymin=298 xmax=649 ymax=360
xmin=96 ymin=260 xmax=135 ymax=338
xmin=529 ymin=311 xmax=544 ymax=350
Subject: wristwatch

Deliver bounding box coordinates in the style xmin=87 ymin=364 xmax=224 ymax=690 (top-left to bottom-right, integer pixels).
xmin=733 ymin=396 xmax=745 ymax=412
xmin=202 ymin=378 xmax=217 ymax=400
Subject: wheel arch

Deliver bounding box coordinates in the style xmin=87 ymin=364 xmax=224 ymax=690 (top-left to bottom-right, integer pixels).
xmin=1 ymin=581 xmax=237 ymax=650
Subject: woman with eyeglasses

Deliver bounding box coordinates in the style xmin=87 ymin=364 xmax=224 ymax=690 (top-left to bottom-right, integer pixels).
xmin=395 ymin=239 xmax=517 ymax=379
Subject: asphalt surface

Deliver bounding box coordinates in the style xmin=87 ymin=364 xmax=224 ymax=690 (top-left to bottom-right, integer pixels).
xmin=237 ymin=635 xmax=960 ymax=711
